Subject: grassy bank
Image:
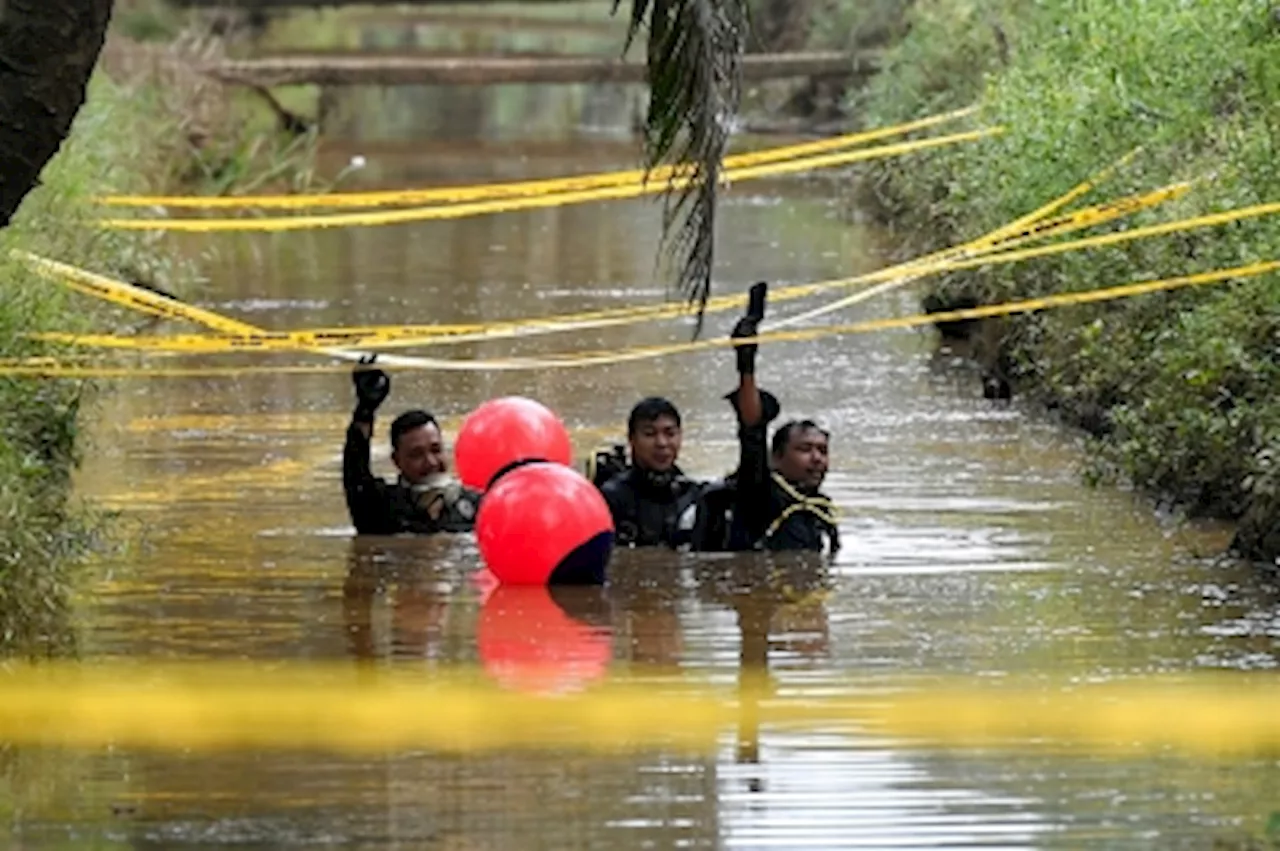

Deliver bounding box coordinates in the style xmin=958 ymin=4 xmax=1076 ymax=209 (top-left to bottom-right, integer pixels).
xmin=0 ymin=11 xmax=324 ymax=653
xmin=846 ymin=0 xmax=1280 ymax=564
xmin=0 ymin=69 xmax=183 ymax=654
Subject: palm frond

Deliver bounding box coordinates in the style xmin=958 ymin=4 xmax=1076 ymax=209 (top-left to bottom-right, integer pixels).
xmin=615 ymin=0 xmax=749 ymax=335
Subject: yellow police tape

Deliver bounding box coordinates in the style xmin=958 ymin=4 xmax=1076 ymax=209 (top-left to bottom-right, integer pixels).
xmin=40 ymin=182 xmax=1248 ymax=359
xmin=13 ymin=151 xmax=1181 ymax=375
xmin=15 ymin=251 xmax=264 ymax=336
xmin=774 ymin=175 xmax=1190 ymax=330
xmin=0 ymin=663 xmax=1278 ymax=756
xmin=19 ymin=145 xmax=1172 ymax=357
xmin=987 ymin=145 xmax=1147 ymax=239
xmin=2 ymin=193 xmax=1109 ymax=353
xmin=10 ymin=253 xmax=393 ymax=373
xmin=99 ymin=128 xmax=1002 ymax=232
xmin=33 ymin=177 xmax=1196 ymax=356
xmin=9 ymin=259 xmax=1276 ymax=377
xmin=97 ymin=107 xmax=980 ymax=210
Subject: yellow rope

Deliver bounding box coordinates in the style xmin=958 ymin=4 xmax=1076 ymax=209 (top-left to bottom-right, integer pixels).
xmin=97 ymin=107 xmax=980 ymax=209
xmin=98 ymin=129 xmax=1002 ymax=232
xmin=763 ymin=473 xmax=841 ymax=540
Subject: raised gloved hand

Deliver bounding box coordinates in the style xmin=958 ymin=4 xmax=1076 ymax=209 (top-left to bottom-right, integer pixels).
xmin=731 ymin=281 xmax=768 ymax=375
xmin=352 ymin=354 xmax=390 ymax=423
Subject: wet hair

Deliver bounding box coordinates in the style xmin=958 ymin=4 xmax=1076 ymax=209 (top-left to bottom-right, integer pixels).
xmin=390 ymin=409 xmax=439 ymax=449
xmin=771 ymin=419 xmax=830 ymax=456
xmin=627 ymin=396 xmax=682 ymax=436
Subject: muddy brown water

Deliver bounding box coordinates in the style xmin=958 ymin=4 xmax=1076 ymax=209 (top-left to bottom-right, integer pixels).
xmin=9 ymin=13 xmax=1280 ymax=850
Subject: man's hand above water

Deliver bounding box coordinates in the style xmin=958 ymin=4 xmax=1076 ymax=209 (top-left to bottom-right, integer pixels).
xmin=352 ymin=354 xmax=390 ymax=424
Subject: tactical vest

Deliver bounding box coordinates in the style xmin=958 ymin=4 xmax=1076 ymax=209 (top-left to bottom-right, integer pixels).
xmin=690 ymin=473 xmax=840 ymax=553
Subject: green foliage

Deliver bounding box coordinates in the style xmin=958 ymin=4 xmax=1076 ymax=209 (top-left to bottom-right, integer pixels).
xmin=0 ymin=72 xmax=198 ymax=655
xmin=616 ymin=0 xmax=750 ymax=324
xmin=115 ymin=5 xmax=183 ymax=44
xmin=856 ymin=0 xmax=1280 ymax=558
xmin=805 ymin=0 xmax=911 ymax=53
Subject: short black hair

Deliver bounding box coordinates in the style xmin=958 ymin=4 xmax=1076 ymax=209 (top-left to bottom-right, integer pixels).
xmin=627 ymin=396 xmax=681 ymax=436
xmin=771 ymin=419 xmax=829 ymax=456
xmin=390 ymin=409 xmax=439 ymax=449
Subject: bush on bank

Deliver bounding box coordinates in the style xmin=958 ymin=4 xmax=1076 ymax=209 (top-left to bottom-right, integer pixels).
xmin=848 ymin=0 xmax=1280 ymax=563
xmin=0 ymin=64 xmax=210 ymax=653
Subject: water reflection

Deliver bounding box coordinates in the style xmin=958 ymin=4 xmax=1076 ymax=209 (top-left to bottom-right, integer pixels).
xmin=35 ymin=9 xmax=1280 ymax=847
xmin=341 ymin=538 xmax=456 ymax=662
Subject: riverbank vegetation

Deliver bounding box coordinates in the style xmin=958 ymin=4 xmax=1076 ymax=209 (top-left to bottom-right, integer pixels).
xmin=0 ymin=6 xmax=325 ymax=654
xmin=837 ymin=0 xmax=1280 ymax=564
xmin=0 ymin=73 xmax=179 ymax=654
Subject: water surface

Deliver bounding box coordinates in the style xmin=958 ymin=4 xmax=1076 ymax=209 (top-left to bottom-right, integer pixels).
xmin=11 ymin=10 xmax=1280 ymax=849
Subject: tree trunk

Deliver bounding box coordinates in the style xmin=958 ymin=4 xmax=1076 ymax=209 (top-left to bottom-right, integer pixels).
xmin=0 ymin=0 xmax=115 ymax=227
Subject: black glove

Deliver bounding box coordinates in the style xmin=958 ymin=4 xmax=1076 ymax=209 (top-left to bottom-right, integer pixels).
xmin=352 ymin=355 xmax=390 ymax=423
xmin=731 ymin=281 xmax=768 ymax=375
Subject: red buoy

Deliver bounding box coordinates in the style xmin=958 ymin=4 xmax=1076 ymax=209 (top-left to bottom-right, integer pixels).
xmin=454 ymin=396 xmax=574 ymax=492
xmin=476 ymin=584 xmax=613 ymax=695
xmin=476 ymin=462 xmax=614 ymax=585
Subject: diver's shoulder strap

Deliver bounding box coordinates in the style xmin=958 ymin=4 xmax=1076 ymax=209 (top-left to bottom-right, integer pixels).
xmin=764 ymin=473 xmax=840 ymax=550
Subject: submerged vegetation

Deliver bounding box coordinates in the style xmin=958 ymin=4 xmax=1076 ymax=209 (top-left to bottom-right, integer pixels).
xmin=848 ymin=0 xmax=1280 ymax=564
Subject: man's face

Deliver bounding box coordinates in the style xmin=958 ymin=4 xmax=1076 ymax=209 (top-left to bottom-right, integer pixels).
xmin=773 ymin=426 xmax=829 ymax=491
xmin=392 ymin=422 xmax=447 ymax=484
xmin=628 ymin=414 xmax=682 ymax=474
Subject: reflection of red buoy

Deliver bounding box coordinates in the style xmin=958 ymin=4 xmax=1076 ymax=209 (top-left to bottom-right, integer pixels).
xmin=471 ymin=567 xmax=501 ymax=604
xmin=477 ymin=584 xmax=613 ymax=695
xmin=454 ymin=396 xmax=574 ymax=492
xmin=476 ymin=462 xmax=614 ymax=585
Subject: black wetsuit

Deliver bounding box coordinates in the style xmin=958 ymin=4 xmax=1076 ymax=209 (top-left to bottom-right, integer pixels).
xmin=343 ymin=419 xmax=479 ymax=536
xmin=694 ymin=389 xmax=839 ymax=553
xmin=600 ymin=466 xmax=707 ymax=549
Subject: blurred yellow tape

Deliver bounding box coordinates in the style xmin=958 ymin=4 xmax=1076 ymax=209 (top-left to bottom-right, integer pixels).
xmin=0 ymin=663 xmax=1278 ymax=756
xmin=99 ymin=129 xmax=1002 ymax=232
xmin=10 ymin=259 xmax=1276 ymax=377
xmin=98 ymin=107 xmax=979 ymax=210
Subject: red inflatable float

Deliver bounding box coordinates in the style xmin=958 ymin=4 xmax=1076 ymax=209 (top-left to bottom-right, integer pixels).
xmin=476 ymin=462 xmax=614 ymax=585
xmin=454 ymin=396 xmax=574 ymax=492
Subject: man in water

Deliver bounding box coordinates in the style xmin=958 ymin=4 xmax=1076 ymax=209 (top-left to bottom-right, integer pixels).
xmin=594 ymin=396 xmax=707 ymax=548
xmin=706 ymin=282 xmax=840 ymax=553
xmin=343 ymin=357 xmax=480 ymax=535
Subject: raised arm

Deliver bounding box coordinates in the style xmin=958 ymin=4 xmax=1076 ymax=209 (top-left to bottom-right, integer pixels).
xmin=728 ymin=283 xmax=780 ymax=546
xmin=732 ymin=282 xmax=768 ymax=428
xmin=344 ymin=356 xmax=392 ymax=533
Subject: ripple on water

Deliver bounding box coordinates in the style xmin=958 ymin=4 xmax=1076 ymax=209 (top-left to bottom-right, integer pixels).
xmin=44 ymin=110 xmax=1280 ymax=851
